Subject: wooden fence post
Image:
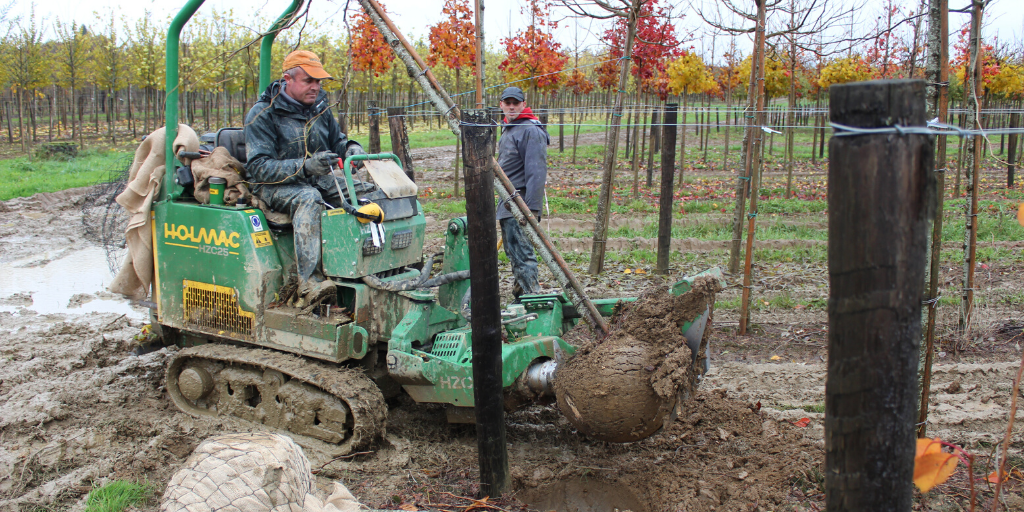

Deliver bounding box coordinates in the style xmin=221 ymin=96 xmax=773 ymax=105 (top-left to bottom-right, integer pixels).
xmin=1008 ymin=111 xmax=1019 ymax=188
xmin=825 ymin=80 xmax=935 ymax=511
xmin=387 ymin=106 xmax=414 ymax=181
xmin=657 ymin=103 xmax=678 ymax=274
xmin=367 ymin=101 xmax=381 ymax=154
xmin=558 ymin=109 xmax=564 ymax=153
xmin=462 ymin=109 xmax=510 ymax=498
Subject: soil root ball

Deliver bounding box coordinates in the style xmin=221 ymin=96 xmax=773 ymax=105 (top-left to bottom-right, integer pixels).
xmin=554 ymin=278 xmax=722 ymax=443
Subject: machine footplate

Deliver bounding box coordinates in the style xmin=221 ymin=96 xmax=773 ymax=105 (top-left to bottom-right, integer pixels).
xmin=166 ymin=344 xmax=386 ymax=455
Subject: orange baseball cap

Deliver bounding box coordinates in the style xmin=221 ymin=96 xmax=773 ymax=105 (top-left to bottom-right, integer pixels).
xmin=283 ymin=50 xmax=332 ymax=79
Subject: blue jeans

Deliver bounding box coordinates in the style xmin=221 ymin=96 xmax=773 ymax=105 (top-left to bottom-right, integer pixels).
xmin=500 ymin=216 xmax=540 ymax=296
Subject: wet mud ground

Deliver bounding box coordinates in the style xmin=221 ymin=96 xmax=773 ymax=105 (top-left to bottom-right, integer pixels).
xmin=1 ymin=142 xmax=1024 ymax=511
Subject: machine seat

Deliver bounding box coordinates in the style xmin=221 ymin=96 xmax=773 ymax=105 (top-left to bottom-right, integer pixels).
xmin=216 ymin=128 xmax=247 ymax=164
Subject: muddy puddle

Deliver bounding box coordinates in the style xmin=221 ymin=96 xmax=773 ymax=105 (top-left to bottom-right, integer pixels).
xmin=0 ymin=246 xmax=145 ymax=319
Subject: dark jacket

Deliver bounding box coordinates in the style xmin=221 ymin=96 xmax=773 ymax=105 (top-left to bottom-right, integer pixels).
xmin=496 ymin=117 xmax=548 ymax=220
xmin=244 ymin=80 xmax=357 ymax=193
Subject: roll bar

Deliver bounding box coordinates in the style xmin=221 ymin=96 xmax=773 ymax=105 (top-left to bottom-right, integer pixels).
xmin=162 ymin=0 xmax=303 ymax=201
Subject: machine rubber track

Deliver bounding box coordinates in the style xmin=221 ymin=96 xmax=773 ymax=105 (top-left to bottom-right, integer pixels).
xmin=166 ymin=344 xmax=387 ymax=456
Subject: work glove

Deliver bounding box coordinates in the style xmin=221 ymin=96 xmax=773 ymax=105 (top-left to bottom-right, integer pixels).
xmin=345 ymin=143 xmax=368 ymax=169
xmin=303 ymin=151 xmax=339 ymax=176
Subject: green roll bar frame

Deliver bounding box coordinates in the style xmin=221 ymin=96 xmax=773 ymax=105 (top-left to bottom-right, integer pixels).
xmin=162 ymin=0 xmax=303 ymax=202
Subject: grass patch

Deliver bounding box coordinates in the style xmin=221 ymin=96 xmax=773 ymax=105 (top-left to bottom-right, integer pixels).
xmin=0 ymin=148 xmax=132 ymax=201
xmin=85 ymin=480 xmax=152 ymax=512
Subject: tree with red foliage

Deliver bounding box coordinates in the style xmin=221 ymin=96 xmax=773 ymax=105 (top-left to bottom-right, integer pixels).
xmin=349 ymin=2 xmax=393 ymax=78
xmin=601 ymin=0 xmax=681 ymax=89
xmin=951 ymin=22 xmax=999 ymax=94
xmin=595 ymin=53 xmax=621 ymax=91
xmin=498 ymin=1 xmax=568 ymax=96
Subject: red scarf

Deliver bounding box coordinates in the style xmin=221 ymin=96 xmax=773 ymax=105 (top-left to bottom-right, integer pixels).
xmin=505 ymin=106 xmax=540 ymax=124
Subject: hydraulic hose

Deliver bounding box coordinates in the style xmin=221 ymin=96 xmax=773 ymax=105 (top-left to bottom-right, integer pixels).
xmin=361 ymin=270 xmax=469 ymax=292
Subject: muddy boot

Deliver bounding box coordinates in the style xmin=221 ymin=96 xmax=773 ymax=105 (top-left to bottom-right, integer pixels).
xmin=276 ymin=274 xmax=300 ymax=306
xmin=296 ymin=276 xmax=337 ymax=315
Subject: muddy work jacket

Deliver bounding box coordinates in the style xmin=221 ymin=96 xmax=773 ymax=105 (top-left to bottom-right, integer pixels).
xmin=244 ymin=80 xmax=359 ymax=195
xmin=496 ymin=117 xmax=548 ymax=221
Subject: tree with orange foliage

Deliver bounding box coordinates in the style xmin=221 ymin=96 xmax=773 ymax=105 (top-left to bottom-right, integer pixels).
xmin=498 ymin=1 xmax=568 ymax=97
xmin=427 ymin=0 xmax=476 ymax=95
xmin=350 ymin=0 xmax=393 ymax=97
xmin=427 ymin=0 xmax=476 ymax=197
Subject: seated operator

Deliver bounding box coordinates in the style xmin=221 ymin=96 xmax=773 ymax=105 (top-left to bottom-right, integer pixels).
xmin=244 ymin=50 xmax=369 ymax=307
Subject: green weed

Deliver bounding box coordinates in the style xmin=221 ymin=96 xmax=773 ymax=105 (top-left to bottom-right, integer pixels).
xmin=85 ymin=480 xmax=152 ymax=512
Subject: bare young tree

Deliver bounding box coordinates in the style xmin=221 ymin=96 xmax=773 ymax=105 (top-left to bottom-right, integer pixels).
xmin=555 ymin=0 xmax=648 ymax=275
xmin=54 ymin=18 xmax=88 ymax=147
xmin=695 ymin=0 xmax=856 ymax=276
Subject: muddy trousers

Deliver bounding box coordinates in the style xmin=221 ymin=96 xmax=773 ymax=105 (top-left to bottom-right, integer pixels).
xmin=499 ymin=216 xmax=540 ymax=296
xmin=257 ymin=183 xmax=342 ymax=282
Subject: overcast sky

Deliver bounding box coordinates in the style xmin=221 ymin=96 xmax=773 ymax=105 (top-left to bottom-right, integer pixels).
xmin=15 ymin=0 xmax=1024 ymax=61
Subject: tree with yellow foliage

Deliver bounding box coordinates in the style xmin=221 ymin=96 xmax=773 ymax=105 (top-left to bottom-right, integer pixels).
xmin=666 ymin=51 xmax=717 ymax=180
xmin=818 ymin=55 xmax=875 ymax=89
xmin=738 ymin=52 xmax=788 ymax=101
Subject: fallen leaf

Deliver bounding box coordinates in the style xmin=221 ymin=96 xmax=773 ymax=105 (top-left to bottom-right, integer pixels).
xmin=987 ymin=469 xmax=1008 ymax=483
xmin=792 ymin=417 xmax=811 ymax=428
xmin=916 ymin=437 xmax=941 ymax=458
xmin=914 ymin=451 xmax=958 ymax=492
xmin=399 ymin=503 xmax=418 ymax=511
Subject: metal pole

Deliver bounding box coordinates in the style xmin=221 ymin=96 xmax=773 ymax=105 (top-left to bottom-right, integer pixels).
xmin=163 ymin=0 xmax=206 ymax=202
xmin=462 ymin=109 xmax=510 ymax=498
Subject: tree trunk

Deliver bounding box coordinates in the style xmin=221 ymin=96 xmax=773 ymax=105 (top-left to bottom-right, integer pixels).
xmin=918 ymin=0 xmax=950 ymax=439
xmin=678 ymin=89 xmax=687 ymax=189
xmin=588 ymin=7 xmax=639 ymax=275
xmin=738 ymin=0 xmax=768 ymax=333
xmin=959 ymin=0 xmax=984 ymax=333
xmin=17 ymin=90 xmax=25 ymax=152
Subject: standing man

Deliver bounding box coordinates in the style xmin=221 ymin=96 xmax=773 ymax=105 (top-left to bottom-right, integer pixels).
xmin=244 ymin=50 xmax=367 ymax=307
xmin=496 ymin=86 xmax=548 ymax=298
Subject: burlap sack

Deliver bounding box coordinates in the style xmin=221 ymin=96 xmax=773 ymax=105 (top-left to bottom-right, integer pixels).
xmin=161 ymin=432 xmax=360 ymax=512
xmin=109 ymin=125 xmax=200 ymax=300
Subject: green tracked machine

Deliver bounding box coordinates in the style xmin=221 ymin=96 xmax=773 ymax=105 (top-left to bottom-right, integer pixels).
xmin=149 ymin=0 xmax=720 ymax=455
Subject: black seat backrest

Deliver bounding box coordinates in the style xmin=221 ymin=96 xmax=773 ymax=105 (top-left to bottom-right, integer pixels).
xmin=216 ymin=128 xmax=247 ymax=164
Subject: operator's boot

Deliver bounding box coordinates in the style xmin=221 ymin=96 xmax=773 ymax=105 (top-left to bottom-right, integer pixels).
xmin=294 ymin=274 xmax=337 ymax=315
